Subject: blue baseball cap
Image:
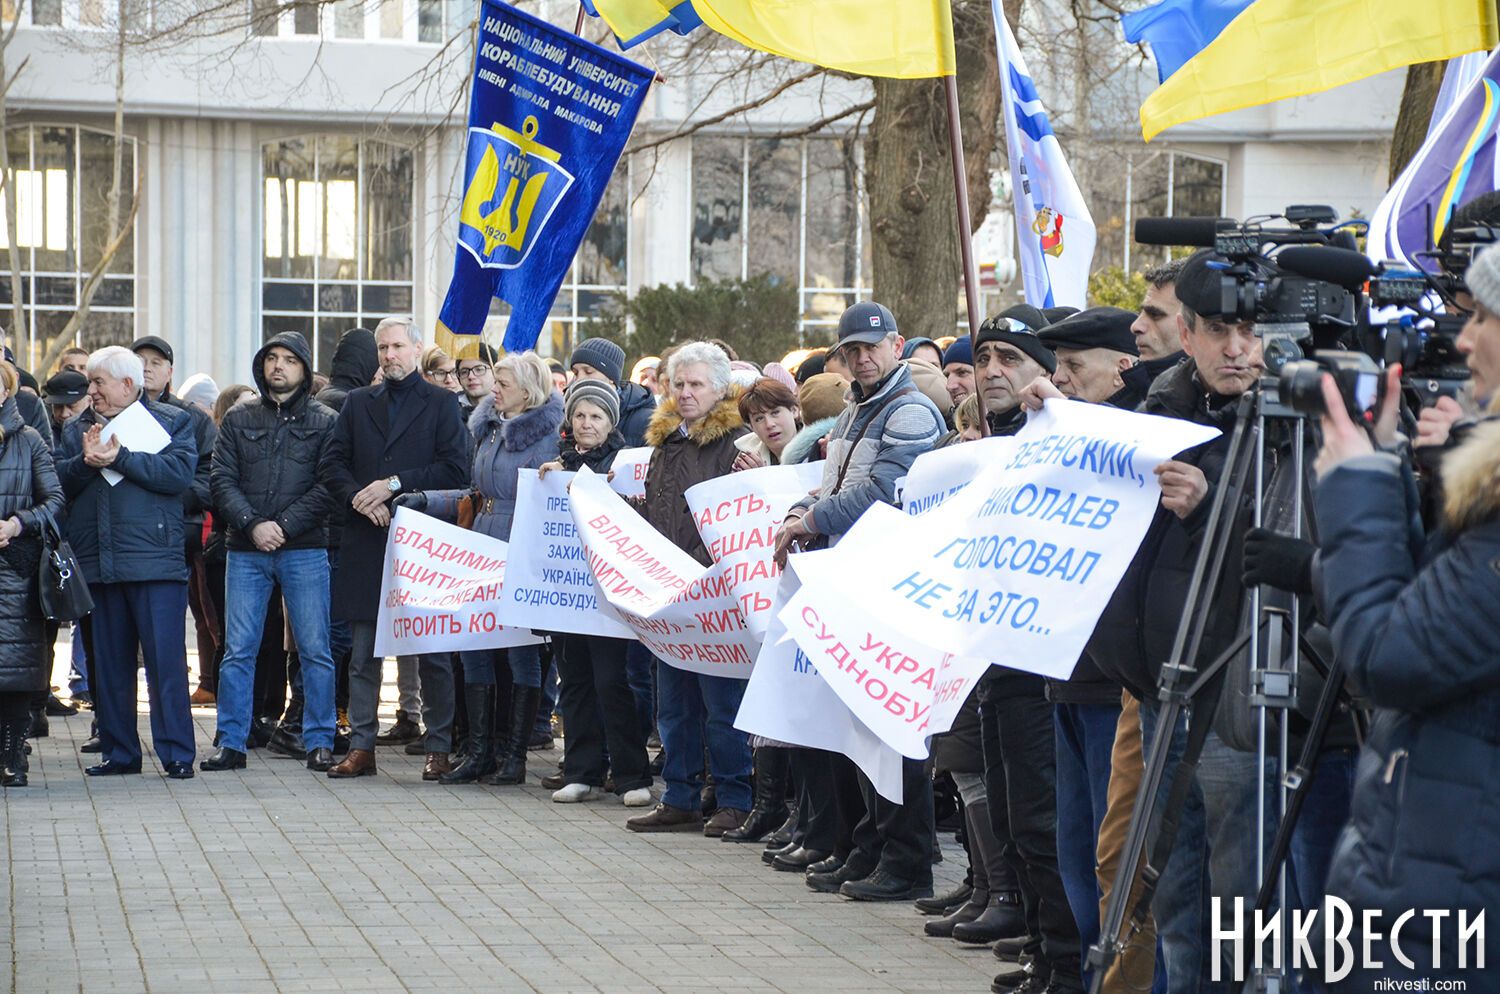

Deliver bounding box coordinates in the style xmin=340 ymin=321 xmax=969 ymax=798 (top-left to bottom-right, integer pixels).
xmin=835 ymin=301 xmax=899 ymax=351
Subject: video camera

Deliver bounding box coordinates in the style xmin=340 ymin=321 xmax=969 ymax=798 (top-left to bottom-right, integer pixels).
xmin=1134 ymin=205 xmax=1474 ymax=415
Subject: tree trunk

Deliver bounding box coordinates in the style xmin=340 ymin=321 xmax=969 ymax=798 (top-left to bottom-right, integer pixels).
xmin=1388 ymin=61 xmax=1447 ymax=185
xmin=866 ymin=0 xmax=1001 ymax=340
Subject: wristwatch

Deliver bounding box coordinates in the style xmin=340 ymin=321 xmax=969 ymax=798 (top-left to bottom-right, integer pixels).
xmin=387 ymin=475 xmax=401 ymax=493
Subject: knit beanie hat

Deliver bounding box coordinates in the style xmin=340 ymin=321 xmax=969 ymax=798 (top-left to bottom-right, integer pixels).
xmin=564 ymin=377 xmax=620 ymax=428
xmin=942 ymin=335 xmax=974 ymax=368
xmin=1466 ymin=243 xmax=1500 ymax=316
xmin=762 ymin=362 xmax=797 ymax=391
xmin=569 ymin=337 xmax=626 ymax=385
xmin=798 ymin=372 xmax=850 ymax=423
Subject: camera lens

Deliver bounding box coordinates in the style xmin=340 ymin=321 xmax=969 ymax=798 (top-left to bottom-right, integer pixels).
xmin=1277 ymin=359 xmax=1326 ymax=416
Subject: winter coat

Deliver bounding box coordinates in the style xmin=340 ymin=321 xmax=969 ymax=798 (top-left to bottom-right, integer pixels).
xmin=643 ymin=393 xmax=747 ymax=566
xmin=558 ymin=429 xmax=626 ymax=474
xmin=1317 ymin=423 xmax=1500 ymax=988
xmin=1084 ymin=357 xmax=1248 ymax=701
xmin=321 ymin=373 xmax=468 ymax=622
xmin=0 ymin=403 xmax=64 ymax=692
xmin=56 ymin=398 xmax=197 ymax=585
xmin=316 ymin=328 xmax=378 ymax=414
xmin=211 ymin=331 xmax=337 ymax=552
xmin=793 ymin=364 xmax=944 ymax=539
xmin=780 ymin=416 xmax=838 ymax=466
xmin=153 ymin=387 xmax=216 ymax=521
xmin=425 ymin=391 xmax=564 ymax=542
xmin=931 ymin=690 xmax=984 ymax=774
xmin=4 ymin=392 xmax=52 ymax=452
xmin=618 ymin=380 xmax=656 ymax=448
xmin=734 ymin=430 xmax=781 ymax=467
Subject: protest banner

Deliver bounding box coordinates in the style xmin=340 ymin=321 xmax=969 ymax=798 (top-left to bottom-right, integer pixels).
xmin=608 ymin=446 xmax=653 ymax=499
xmin=568 ymin=468 xmax=757 ymax=677
xmin=683 ymin=460 xmax=823 ymax=640
xmin=897 ymin=437 xmax=999 ymax=513
xmin=786 ymin=395 xmax=1218 ymax=755
xmin=374 ymin=507 xmax=543 ymax=657
xmin=497 ymin=470 xmax=634 ymax=639
xmin=736 ymin=569 xmax=908 ymax=802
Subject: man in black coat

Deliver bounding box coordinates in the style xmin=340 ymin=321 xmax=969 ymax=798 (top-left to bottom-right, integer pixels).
xmin=200 ymin=332 xmax=339 ymax=774
xmin=321 ymin=318 xmax=467 ymax=780
xmin=316 ymin=328 xmax=378 ymax=414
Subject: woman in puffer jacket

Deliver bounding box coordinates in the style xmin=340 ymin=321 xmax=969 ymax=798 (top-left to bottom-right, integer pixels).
xmin=399 ymin=351 xmax=563 ymax=787
xmin=0 ymin=361 xmax=65 ymax=786
xmin=1312 ymin=251 xmax=1500 ymax=990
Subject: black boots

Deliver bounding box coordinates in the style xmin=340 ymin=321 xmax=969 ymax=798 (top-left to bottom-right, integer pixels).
xmin=441 ymin=684 xmax=497 ymax=784
xmin=951 ymin=799 xmax=1027 ymax=944
xmin=723 ymin=746 xmax=791 ymax=843
xmin=1 ymin=716 xmax=28 ymax=787
xmin=486 ymin=685 xmax=539 ymax=786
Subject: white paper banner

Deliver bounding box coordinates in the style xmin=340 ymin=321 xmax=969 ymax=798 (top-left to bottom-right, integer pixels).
xmin=497 ymin=470 xmax=634 ymax=639
xmin=569 ymin=468 xmax=758 ymax=677
xmin=784 ymin=400 xmax=1219 ymax=695
xmin=900 ymin=438 xmax=1000 ymax=514
xmin=373 ymin=507 xmax=544 ymax=657
xmin=684 ymin=460 xmax=824 ymax=640
xmin=608 ymin=446 xmax=653 ymax=498
xmin=735 ymin=567 xmax=908 ymax=802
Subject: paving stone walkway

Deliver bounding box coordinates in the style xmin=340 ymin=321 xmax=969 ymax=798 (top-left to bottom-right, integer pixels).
xmin=3 ymin=698 xmax=1007 ymax=994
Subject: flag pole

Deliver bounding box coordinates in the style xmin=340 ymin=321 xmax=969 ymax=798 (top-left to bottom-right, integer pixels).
xmin=574 ymin=3 xmax=586 ymax=34
xmin=943 ymin=74 xmax=990 ymax=434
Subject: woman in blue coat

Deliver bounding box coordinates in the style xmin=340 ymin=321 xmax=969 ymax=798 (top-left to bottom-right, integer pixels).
xmin=1312 ymin=257 xmax=1500 ymax=990
xmin=400 ymin=351 xmax=563 ymax=786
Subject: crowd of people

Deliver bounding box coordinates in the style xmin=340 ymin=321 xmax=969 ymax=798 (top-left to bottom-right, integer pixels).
xmin=0 ymin=225 xmax=1496 ymax=994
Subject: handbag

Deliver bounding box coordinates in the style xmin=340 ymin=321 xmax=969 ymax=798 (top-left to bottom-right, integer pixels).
xmin=36 ymin=507 xmax=93 ymax=621
xmin=797 ymin=387 xmax=916 ymax=553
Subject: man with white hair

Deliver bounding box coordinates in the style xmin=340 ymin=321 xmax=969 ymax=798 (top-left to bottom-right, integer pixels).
xmin=321 ymin=317 xmax=468 ymax=780
xmin=56 ymin=346 xmax=199 ymax=778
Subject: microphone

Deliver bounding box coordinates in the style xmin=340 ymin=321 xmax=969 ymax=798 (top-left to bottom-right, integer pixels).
xmin=1275 ymin=246 xmax=1376 ymax=292
xmin=1133 ymin=216 xmax=1232 ymax=248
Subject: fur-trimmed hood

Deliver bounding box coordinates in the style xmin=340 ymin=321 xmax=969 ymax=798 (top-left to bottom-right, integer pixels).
xmin=1443 ymin=419 xmax=1500 ymax=532
xmin=781 ymin=416 xmax=839 ymax=466
xmin=470 ymin=390 xmax=565 ymax=452
xmin=644 ymin=391 xmax=744 ymax=448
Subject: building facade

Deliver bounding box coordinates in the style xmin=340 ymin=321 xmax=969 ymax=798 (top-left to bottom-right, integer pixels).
xmin=7 ymin=0 xmax=1398 ymax=385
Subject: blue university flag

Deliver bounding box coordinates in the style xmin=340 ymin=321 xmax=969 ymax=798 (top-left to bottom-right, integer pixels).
xmin=437 ymin=0 xmax=652 ymax=352
xmin=1367 ymin=48 xmax=1500 ymax=269
xmin=993 ymin=3 xmax=1095 ymax=309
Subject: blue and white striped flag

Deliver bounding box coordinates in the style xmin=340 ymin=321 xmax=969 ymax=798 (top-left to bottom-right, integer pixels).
xmin=994 ymin=3 xmax=1095 ymax=308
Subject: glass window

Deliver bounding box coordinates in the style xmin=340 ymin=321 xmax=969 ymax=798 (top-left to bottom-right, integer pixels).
xmin=261 ymin=136 xmax=415 ymax=371
xmin=576 ymin=162 xmax=627 ymax=287
xmin=691 ymin=136 xmax=743 ymax=283
xmin=418 ymin=0 xmax=442 ymax=42
xmin=745 ymin=138 xmax=799 ymax=284
xmin=32 ymin=0 xmax=61 ymax=25
xmin=0 ymin=124 xmax=137 ymax=369
xmin=249 ymin=0 xmax=278 ymax=35
xmin=379 ymin=0 xmax=403 ymax=38
xmin=293 ymin=1 xmax=319 ymax=34
xmin=334 ymin=0 xmax=364 ymax=38
xmin=1172 ymin=154 xmax=1224 ymax=218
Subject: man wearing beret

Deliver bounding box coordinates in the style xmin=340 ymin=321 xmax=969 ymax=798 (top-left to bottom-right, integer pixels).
xmin=1038 ymin=307 xmax=1141 ymax=407
xmin=1085 ymin=248 xmax=1268 ymax=992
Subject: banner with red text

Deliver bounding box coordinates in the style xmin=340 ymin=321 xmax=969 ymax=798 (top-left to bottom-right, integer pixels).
xmin=683 ymin=460 xmax=823 ymax=640
xmin=498 ymin=470 xmax=634 ymax=639
xmin=374 ymin=507 xmax=544 ymax=656
xmin=568 ymin=467 xmax=758 ymax=677
xmin=608 ymin=446 xmax=654 ymax=499
xmin=781 ymin=400 xmax=1220 ymax=726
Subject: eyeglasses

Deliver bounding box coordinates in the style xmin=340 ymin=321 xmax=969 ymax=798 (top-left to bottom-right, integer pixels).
xmin=457 ymin=363 xmax=491 ymax=378
xmin=432 ymin=368 xmax=458 ymax=382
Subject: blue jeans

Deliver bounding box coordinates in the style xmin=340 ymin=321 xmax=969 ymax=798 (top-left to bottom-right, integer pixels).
xmin=460 ymin=644 xmax=540 ymax=687
xmin=216 ymin=549 xmax=336 ymax=752
xmin=625 ymin=641 xmax=656 ymax=740
xmin=1138 ymin=697 xmax=1274 ymax=994
xmin=1054 ymin=701 xmax=1120 ymax=991
xmin=656 ymin=661 xmax=752 ymax=812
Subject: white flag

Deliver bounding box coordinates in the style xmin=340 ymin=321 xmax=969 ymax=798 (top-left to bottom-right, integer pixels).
xmin=995 ymin=3 xmax=1096 ymax=308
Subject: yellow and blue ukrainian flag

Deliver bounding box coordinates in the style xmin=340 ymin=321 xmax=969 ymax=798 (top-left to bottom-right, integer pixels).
xmin=1124 ymin=0 xmax=1498 ymax=140
xmin=584 ymin=0 xmax=955 ymax=78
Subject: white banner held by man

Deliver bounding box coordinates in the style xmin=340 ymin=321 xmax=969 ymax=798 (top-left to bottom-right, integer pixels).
xmin=778 ymin=397 xmax=1220 ymax=775
xmin=498 ymin=470 xmax=633 ymax=639
xmin=374 ymin=507 xmax=543 ymax=657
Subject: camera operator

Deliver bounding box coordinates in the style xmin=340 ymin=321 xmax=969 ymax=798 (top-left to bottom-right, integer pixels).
xmin=1086 ymin=248 xmax=1274 ymax=993
xmin=1310 ymin=243 xmax=1500 ymax=989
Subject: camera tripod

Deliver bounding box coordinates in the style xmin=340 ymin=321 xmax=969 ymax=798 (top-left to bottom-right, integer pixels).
xmin=1087 ymin=383 xmax=1367 ymax=994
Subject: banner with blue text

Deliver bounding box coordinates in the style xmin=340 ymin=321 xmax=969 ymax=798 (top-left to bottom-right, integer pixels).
xmin=436 ymin=0 xmax=652 ymax=351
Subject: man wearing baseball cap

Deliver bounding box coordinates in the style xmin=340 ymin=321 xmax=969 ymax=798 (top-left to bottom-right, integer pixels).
xmin=774 ymin=300 xmax=945 ymax=903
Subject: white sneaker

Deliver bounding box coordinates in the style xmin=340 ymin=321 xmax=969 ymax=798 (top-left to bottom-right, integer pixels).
xmin=552 ymin=783 xmax=595 ymax=803
xmin=621 ymin=787 xmax=653 ymax=808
